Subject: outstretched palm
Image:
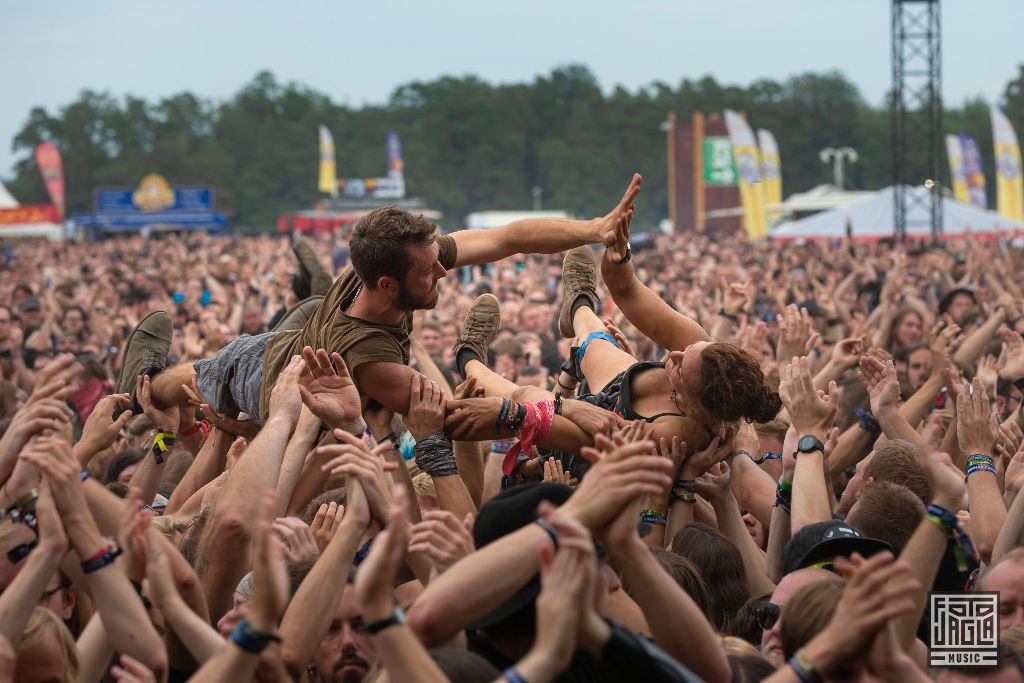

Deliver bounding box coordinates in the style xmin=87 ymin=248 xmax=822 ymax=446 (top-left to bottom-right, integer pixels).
xmin=298 ymin=347 xmax=362 ymax=431
xmin=598 ymin=173 xmax=641 ymax=254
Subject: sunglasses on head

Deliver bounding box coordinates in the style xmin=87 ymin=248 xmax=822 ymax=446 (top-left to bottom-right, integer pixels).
xmin=756 ymin=601 xmax=781 ymax=630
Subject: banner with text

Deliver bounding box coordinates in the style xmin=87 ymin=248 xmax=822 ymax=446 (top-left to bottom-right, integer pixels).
xmin=703 ymin=137 xmax=737 ymax=186
xmin=757 ymin=128 xmax=783 ymax=222
xmin=946 ymin=135 xmax=969 ymax=205
xmin=724 ymin=110 xmax=767 ymax=239
xmin=991 ymin=109 xmax=1023 ymax=221
xmin=961 ymin=135 xmax=988 ymax=210
xmin=318 ymin=125 xmax=338 ymax=197
xmin=0 ymin=204 xmax=60 ymax=225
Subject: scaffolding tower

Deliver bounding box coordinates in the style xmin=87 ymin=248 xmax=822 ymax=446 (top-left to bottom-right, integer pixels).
xmin=891 ymin=0 xmax=943 ymax=240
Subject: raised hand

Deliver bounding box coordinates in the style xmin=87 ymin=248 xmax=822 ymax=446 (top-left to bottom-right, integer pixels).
xmin=956 ymin=377 xmax=998 ymax=457
xmin=298 ymin=347 xmax=363 ymax=433
xmin=598 ymin=173 xmax=642 ymax=254
xmin=542 ymin=456 xmax=575 ymax=486
xmin=404 ymin=374 xmax=445 ymax=442
xmin=694 ymin=461 xmax=732 ymax=505
xmin=859 ymin=355 xmax=900 ymax=416
xmin=680 ymin=429 xmax=733 ymax=480
xmin=776 ymin=305 xmax=816 ymax=362
xmin=268 ymin=355 xmax=306 ymax=426
xmin=250 ymin=491 xmax=289 ymax=632
xmin=272 ymin=517 xmax=320 ymax=564
xmin=779 ymin=357 xmax=838 ymax=439
xmin=310 ymin=501 xmax=345 ymax=551
xmin=137 ymin=374 xmax=179 ymax=433
xmin=602 ymin=318 xmax=635 ymax=358
xmin=408 ymin=510 xmax=475 ymax=574
xmin=318 ymin=431 xmax=396 ymax=527
xmin=76 ymin=393 xmax=133 ymax=461
xmin=356 ymin=488 xmax=412 ymax=622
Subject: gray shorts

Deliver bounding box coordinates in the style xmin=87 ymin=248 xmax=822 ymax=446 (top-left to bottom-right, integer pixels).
xmin=193 ymin=331 xmax=275 ymax=422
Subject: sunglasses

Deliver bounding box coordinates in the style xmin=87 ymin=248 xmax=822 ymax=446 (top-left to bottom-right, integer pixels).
xmin=756 ymin=601 xmax=781 ymax=630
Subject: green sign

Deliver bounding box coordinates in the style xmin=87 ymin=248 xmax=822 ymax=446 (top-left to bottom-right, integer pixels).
xmin=704 ymin=137 xmax=737 ymax=186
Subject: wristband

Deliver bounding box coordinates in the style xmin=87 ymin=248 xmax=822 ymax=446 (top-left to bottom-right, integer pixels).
xmin=718 ymin=308 xmax=739 ymax=322
xmin=671 ymin=490 xmax=697 ymax=504
xmin=854 ymin=407 xmax=881 ymax=438
xmin=179 ymin=421 xmax=201 ymax=438
xmin=778 ymin=480 xmax=793 ymax=492
xmin=966 ymin=454 xmax=995 ymax=468
xmin=80 ymin=469 xmax=90 ymax=482
xmin=534 ymin=518 xmax=559 ymax=549
xmin=230 ymin=617 xmax=282 ymax=653
xmin=926 ymin=503 xmax=976 ymax=572
xmin=753 ymin=451 xmax=782 ymax=464
xmin=496 ymin=399 xmax=512 ymax=434
xmin=506 ymin=403 xmax=528 ymax=431
xmin=615 ymin=245 xmax=632 ymax=265
xmin=775 ymin=481 xmax=792 ymax=513
xmin=553 ymin=393 xmax=563 ymax=416
xmin=640 ymin=509 xmax=667 ymax=526
xmin=149 ymin=430 xmax=177 ymax=464
xmin=81 ymin=542 xmax=123 ymax=574
xmin=365 ymin=607 xmax=406 ymax=635
xmin=413 ymin=431 xmax=458 ymax=477
xmin=503 ymin=668 xmax=529 ymax=683
xmin=673 ymin=479 xmax=696 ymax=493
xmin=789 ymin=649 xmax=822 ymax=683
xmin=732 ymin=449 xmax=754 ymax=461
xmin=377 ymin=431 xmax=399 ymax=447
xmin=966 ymin=464 xmax=997 ymax=477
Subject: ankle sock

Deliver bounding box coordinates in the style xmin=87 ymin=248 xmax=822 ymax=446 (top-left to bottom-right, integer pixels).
xmin=456 ymin=348 xmax=482 ymax=378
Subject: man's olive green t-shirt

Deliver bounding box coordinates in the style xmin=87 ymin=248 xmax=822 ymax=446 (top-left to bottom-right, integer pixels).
xmin=258 ymin=234 xmax=457 ymax=422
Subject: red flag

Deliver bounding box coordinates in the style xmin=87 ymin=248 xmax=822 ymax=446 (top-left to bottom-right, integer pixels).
xmin=34 ymin=143 xmax=65 ymax=219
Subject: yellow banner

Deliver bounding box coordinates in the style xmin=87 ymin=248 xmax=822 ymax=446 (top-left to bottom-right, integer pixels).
xmin=757 ymin=129 xmax=782 ymax=223
xmin=318 ymin=125 xmax=337 ymax=197
xmin=945 ymin=135 xmax=970 ymax=205
xmin=725 ymin=110 xmax=767 ymax=239
xmin=991 ymin=109 xmax=1024 ymax=221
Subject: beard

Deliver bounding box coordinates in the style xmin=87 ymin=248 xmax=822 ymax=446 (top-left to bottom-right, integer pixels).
xmin=395 ymin=283 xmax=439 ymax=312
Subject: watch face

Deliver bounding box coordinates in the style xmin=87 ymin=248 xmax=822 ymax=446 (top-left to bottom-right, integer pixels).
xmin=798 ymin=435 xmax=823 ymax=453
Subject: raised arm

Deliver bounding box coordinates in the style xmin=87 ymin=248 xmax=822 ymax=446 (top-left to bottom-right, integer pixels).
xmin=600 ymin=211 xmax=709 ymax=352
xmin=451 ymin=174 xmax=641 ymax=267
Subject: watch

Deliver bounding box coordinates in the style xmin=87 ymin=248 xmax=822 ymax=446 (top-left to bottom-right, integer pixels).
xmin=796 ymin=435 xmax=826 ymax=457
xmin=364 ymin=606 xmax=406 ymax=634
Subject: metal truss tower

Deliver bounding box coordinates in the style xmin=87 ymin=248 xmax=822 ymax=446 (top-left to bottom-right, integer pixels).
xmin=891 ymin=0 xmax=943 ymax=240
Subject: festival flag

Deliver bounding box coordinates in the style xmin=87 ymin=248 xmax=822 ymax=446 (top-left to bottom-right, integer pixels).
xmin=387 ymin=131 xmax=404 ymax=180
xmin=945 ymin=134 xmax=969 ymax=204
xmin=724 ymin=110 xmax=767 ymax=239
xmin=34 ymin=143 xmax=65 ymax=219
xmin=960 ymin=135 xmax=988 ymax=210
xmin=318 ymin=125 xmax=338 ymax=198
xmin=991 ymin=108 xmax=1024 ymax=221
xmin=756 ymin=129 xmax=783 ymax=222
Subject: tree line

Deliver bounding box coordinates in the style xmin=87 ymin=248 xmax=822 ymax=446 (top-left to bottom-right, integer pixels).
xmin=5 ymin=64 xmax=1024 ymax=231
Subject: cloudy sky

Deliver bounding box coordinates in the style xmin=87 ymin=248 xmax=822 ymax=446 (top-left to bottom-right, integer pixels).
xmin=1 ymin=0 xmax=1021 ymax=180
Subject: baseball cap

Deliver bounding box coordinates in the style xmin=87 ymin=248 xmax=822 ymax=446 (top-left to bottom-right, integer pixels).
xmin=469 ymin=482 xmax=573 ymax=629
xmin=781 ymin=520 xmax=891 ymax=576
xmin=18 ymin=298 xmax=40 ymax=312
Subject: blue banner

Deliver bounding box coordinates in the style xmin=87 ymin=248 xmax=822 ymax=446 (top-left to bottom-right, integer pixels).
xmin=95 ymin=186 xmax=213 ymax=213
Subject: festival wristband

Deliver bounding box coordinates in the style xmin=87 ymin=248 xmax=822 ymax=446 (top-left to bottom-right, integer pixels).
xmin=534 ymin=518 xmax=559 ymax=549
xmin=640 ymin=509 xmax=667 ymax=526
xmin=365 ymin=607 xmax=406 ymax=635
xmin=673 ymin=479 xmax=696 ymax=492
xmin=230 ymin=617 xmax=282 ymax=654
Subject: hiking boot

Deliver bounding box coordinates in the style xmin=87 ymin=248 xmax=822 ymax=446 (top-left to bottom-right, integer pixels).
xmin=293 ymin=237 xmax=333 ymax=297
xmin=271 ymin=296 xmax=323 ymax=333
xmin=557 ymin=246 xmax=600 ymax=338
xmin=115 ymin=310 xmax=172 ymax=415
xmin=453 ymin=293 xmax=501 ymax=379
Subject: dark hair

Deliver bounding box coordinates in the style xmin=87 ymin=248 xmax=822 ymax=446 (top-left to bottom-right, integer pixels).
xmin=728 ymin=653 xmax=776 ymax=683
xmin=863 ymin=439 xmax=931 ymax=503
xmin=428 ymin=647 xmax=499 ymax=683
xmin=651 ymin=548 xmax=713 ymax=620
xmin=845 ymin=481 xmax=925 ymax=556
xmin=892 ymin=340 xmax=929 ymax=365
xmin=671 ymin=523 xmax=749 ymax=633
xmin=350 ymin=206 xmax=437 ymax=289
xmin=301 ymin=487 xmax=347 ymax=526
xmin=104 ymin=448 xmax=144 ymax=484
xmin=730 ymin=593 xmax=772 ymax=645
xmin=695 ymin=343 xmax=782 ymax=423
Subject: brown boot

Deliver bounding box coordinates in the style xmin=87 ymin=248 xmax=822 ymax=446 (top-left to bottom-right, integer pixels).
xmin=114 ymin=310 xmax=172 ymax=415
xmin=293 ymin=238 xmax=333 ymax=296
xmin=557 ymin=247 xmax=600 ymax=338
xmin=452 ymin=294 xmax=501 ymax=379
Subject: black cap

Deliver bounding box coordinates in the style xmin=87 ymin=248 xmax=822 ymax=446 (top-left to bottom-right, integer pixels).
xmin=781 ymin=520 xmax=891 ymax=576
xmin=18 ymin=298 xmax=40 ymax=312
xmin=470 ymin=482 xmax=572 ymax=629
xmin=938 ymin=287 xmax=977 ymax=315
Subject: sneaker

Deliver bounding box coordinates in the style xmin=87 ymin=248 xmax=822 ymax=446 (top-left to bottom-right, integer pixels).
xmin=558 ymin=247 xmax=600 ymax=338
xmin=271 ymin=296 xmax=323 ymax=333
xmin=293 ymin=238 xmax=333 ymax=297
xmin=452 ymin=294 xmax=501 ymax=379
xmin=115 ymin=311 xmax=172 ymax=415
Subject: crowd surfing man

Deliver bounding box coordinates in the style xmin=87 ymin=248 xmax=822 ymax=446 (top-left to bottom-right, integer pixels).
xmin=2 ymin=177 xmax=1024 ymax=683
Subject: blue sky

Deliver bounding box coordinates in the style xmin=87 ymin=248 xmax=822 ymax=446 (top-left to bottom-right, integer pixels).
xmin=1 ymin=0 xmax=1021 ymax=180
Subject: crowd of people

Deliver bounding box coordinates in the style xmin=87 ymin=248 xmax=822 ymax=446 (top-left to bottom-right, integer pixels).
xmin=2 ymin=172 xmax=1024 ymax=683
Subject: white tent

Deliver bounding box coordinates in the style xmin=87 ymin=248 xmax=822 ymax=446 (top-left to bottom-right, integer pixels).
xmin=0 ymin=179 xmax=64 ymax=241
xmin=772 ymin=185 xmax=1024 ymax=240
xmin=0 ymin=180 xmax=19 ymax=208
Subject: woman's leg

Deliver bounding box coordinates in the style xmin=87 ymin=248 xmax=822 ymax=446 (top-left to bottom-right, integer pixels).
xmin=570 ymin=300 xmax=638 ymax=393
xmin=464 ymin=359 xmax=554 ymax=403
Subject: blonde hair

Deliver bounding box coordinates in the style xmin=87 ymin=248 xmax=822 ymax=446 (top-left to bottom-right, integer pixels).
xmin=720 ymin=635 xmax=760 ymax=657
xmin=18 ymin=606 xmax=79 ymax=683
xmin=412 ymin=471 xmax=437 ymax=500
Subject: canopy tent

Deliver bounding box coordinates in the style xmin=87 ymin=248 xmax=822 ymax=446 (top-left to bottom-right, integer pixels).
xmin=772 ymin=185 xmax=1024 ymax=240
xmin=0 ymin=180 xmax=18 ymax=209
